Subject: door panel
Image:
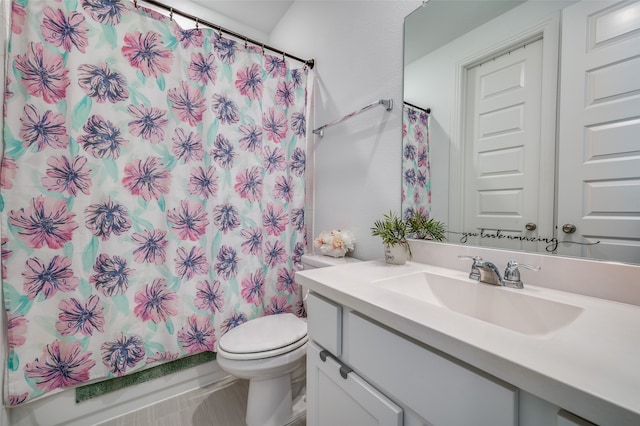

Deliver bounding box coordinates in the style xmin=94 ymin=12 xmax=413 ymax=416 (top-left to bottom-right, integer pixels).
xmin=307 ymin=342 xmax=403 ymax=426
xmin=557 ymin=0 xmax=640 ymax=262
xmin=464 ymin=38 xmax=548 ymax=250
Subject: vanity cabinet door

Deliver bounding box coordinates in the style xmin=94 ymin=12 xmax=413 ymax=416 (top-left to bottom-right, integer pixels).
xmin=345 ymin=312 xmax=517 ymax=426
xmin=307 ymin=342 xmax=403 ymax=426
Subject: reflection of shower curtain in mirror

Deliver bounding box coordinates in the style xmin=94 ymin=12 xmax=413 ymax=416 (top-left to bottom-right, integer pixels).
xmin=402 ymin=106 xmax=431 ymax=220
xmin=1 ymin=0 xmax=309 ymax=406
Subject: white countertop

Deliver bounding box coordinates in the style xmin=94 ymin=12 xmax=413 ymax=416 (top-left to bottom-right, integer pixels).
xmin=296 ymin=260 xmax=640 ymax=426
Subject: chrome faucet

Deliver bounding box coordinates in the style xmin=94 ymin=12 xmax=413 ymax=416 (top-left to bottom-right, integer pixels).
xmin=459 ymin=256 xmax=540 ymax=288
xmin=502 ymin=261 xmax=541 ymax=289
xmin=458 ymin=255 xmax=481 ymax=280
xmin=476 ymin=260 xmax=502 ymax=286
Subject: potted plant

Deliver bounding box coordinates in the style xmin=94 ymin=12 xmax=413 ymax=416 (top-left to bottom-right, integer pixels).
xmin=371 ymin=211 xmax=411 ymax=265
xmin=406 ymin=211 xmax=446 ymax=241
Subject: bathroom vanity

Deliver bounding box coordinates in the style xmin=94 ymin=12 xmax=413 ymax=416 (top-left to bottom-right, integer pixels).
xmin=296 ymin=244 xmax=640 ymax=426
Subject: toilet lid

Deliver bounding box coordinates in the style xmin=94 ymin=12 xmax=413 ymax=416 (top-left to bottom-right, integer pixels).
xmin=218 ymin=313 xmax=308 ymax=358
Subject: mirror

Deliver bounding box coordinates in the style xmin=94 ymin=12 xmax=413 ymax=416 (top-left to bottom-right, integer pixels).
xmin=403 ymin=0 xmax=640 ymax=265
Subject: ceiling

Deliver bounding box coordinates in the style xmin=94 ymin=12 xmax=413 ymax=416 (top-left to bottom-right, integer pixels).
xmin=190 ymin=0 xmax=295 ymax=34
xmin=404 ymin=0 xmax=525 ymax=65
xmin=186 ymin=0 xmax=524 ymax=65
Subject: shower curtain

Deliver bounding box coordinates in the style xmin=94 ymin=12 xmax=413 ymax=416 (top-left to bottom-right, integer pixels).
xmin=402 ymin=105 xmax=431 ymax=220
xmin=1 ymin=0 xmax=309 ymax=406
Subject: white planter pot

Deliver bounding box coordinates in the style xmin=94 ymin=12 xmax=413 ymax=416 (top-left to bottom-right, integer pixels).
xmin=384 ymin=244 xmax=409 ymax=265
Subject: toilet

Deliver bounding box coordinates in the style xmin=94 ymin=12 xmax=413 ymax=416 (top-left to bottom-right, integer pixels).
xmin=216 ymin=253 xmax=360 ymax=426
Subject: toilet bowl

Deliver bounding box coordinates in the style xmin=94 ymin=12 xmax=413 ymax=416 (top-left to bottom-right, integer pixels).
xmin=215 ymin=253 xmax=360 ymax=426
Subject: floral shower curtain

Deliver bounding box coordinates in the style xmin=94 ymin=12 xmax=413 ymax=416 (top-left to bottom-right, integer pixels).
xmin=1 ymin=0 xmax=309 ymax=406
xmin=402 ymin=105 xmax=431 ymax=220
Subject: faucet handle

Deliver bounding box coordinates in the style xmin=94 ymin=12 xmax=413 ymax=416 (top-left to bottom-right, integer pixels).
xmin=503 ymin=261 xmax=541 ymax=289
xmin=458 ymin=255 xmax=482 ymax=280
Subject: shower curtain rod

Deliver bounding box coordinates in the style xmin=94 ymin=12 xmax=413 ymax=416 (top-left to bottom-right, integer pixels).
xmin=403 ymin=101 xmax=431 ymax=114
xmin=135 ymin=0 xmax=315 ymax=69
xmin=312 ymin=99 xmax=393 ymax=137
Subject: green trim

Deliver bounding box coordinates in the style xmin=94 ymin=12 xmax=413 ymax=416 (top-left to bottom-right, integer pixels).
xmin=75 ymin=351 xmax=216 ymax=403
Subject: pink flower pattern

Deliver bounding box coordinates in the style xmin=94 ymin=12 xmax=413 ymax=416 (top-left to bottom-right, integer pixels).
xmin=122 ymin=157 xmax=171 ymax=201
xmin=131 ymin=229 xmax=168 ymax=265
xmin=127 ymin=105 xmax=168 ymax=144
xmin=134 ymin=279 xmax=178 ymax=323
xmin=121 ymin=31 xmax=173 ymax=78
xmin=177 ymin=315 xmax=216 ymax=354
xmin=41 ymin=7 xmax=89 ymax=53
xmin=2 ymin=0 xmax=307 ymax=406
xmin=172 ymin=128 xmax=203 ymax=163
xmin=55 ymin=296 xmax=105 ymax=336
xmin=41 ymin=155 xmax=92 ymax=197
xmin=9 ymin=196 xmax=78 ymax=249
xmin=168 ymin=81 xmax=206 ymax=126
xmin=7 ymin=313 xmax=27 ymax=349
xmin=23 ymin=255 xmax=79 ymax=300
xmin=241 ymin=269 xmax=265 ymax=305
xmin=167 ymin=200 xmax=209 ymax=241
xmin=25 ymin=341 xmax=95 ymax=392
xmin=11 ymin=1 xmax=26 ymax=34
xmin=235 ymin=64 xmax=263 ymax=100
xmin=265 ymin=295 xmax=292 ymax=315
xmin=235 ymin=167 xmax=263 ymax=202
xmin=262 ymin=108 xmax=288 ymax=143
xmin=188 ymin=52 xmax=217 ymax=84
xmin=175 ymin=246 xmax=209 ymax=280
xmin=194 ymin=280 xmax=224 ymax=314
xmin=14 ymin=42 xmax=70 ymax=104
xmin=188 ymin=165 xmax=218 ymax=198
xmin=1 ymin=156 xmax=17 ymax=189
xmin=20 ymin=104 xmax=69 ymax=151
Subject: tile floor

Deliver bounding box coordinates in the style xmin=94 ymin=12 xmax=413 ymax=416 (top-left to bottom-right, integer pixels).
xmin=97 ymin=377 xmax=306 ymax=426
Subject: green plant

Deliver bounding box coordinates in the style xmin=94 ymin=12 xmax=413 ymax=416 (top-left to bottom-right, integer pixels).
xmin=371 ymin=211 xmax=410 ymax=251
xmin=407 ymin=211 xmax=446 ymax=241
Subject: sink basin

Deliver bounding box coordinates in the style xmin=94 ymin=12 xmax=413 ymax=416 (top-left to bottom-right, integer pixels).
xmin=373 ymin=272 xmax=583 ymax=336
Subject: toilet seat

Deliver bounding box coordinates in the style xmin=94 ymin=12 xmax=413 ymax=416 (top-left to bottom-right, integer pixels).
xmin=217 ymin=313 xmax=308 ymax=361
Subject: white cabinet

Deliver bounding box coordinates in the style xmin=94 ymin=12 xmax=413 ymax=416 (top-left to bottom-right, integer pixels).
xmin=307 ymin=342 xmax=403 ymax=426
xmin=306 ymin=292 xmax=601 ymax=426
xmin=345 ymin=311 xmax=518 ymax=426
xmin=306 ymin=293 xmax=517 ymax=426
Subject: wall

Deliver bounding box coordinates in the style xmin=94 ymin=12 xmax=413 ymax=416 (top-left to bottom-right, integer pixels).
xmin=271 ymin=1 xmax=421 ymax=261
